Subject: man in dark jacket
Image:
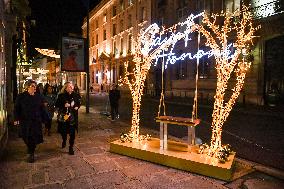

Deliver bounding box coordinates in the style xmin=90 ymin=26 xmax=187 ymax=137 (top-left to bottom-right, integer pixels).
xmin=109 ymin=84 xmax=120 ymax=121
xmin=14 ymin=80 xmax=46 ymax=163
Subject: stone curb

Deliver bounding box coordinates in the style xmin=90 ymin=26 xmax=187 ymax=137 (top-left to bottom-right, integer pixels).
xmin=236 ymin=158 xmax=284 ymax=180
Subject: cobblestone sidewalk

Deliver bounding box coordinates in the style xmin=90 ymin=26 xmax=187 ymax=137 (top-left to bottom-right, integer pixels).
xmin=0 ymin=107 xmax=283 ymax=189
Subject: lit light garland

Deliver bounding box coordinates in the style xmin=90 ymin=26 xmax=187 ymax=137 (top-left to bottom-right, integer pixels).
xmin=119 ymin=6 xmax=259 ymax=156
xmin=35 ymin=48 xmax=60 ymax=58
xmin=194 ymin=6 xmax=260 ymax=157
xmin=119 ymin=13 xmax=202 ymax=140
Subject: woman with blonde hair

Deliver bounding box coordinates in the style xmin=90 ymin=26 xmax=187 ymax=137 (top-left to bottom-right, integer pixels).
xmin=55 ymin=82 xmax=81 ymax=155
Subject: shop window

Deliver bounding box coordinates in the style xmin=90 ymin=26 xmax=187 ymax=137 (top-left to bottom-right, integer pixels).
xmin=120 ymin=20 xmax=124 ymax=32
xmin=199 ymin=57 xmax=210 ymax=79
xmin=113 ymin=41 xmax=118 ymax=55
xmin=128 ymin=14 xmax=132 ymax=28
xmin=141 ymin=7 xmax=146 ymax=21
xmin=128 ymin=34 xmax=132 ymax=53
xmin=113 ymin=6 xmax=117 ymax=17
xmin=103 ymin=13 xmax=107 ymax=23
xmin=120 ymin=38 xmax=123 ymax=54
xmin=176 ymin=60 xmax=187 ymax=80
xmin=92 ymin=71 xmax=95 ymax=83
xmin=225 ymin=0 xmax=241 ymax=12
xmin=113 ymin=24 xmax=116 ymax=36
xmin=96 ymin=71 xmax=99 ymax=83
xmin=103 ymin=30 xmax=107 ymax=41
xmin=120 ymin=0 xmax=124 ymax=11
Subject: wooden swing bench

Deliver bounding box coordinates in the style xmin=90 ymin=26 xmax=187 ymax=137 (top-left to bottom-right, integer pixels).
xmin=155 ymin=116 xmax=200 ymax=150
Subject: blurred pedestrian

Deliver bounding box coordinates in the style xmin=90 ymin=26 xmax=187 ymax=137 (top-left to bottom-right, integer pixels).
xmin=109 ymin=84 xmax=120 ymax=121
xmin=36 ymin=83 xmax=44 ymax=96
xmin=74 ymin=83 xmax=80 ymax=95
xmin=57 ymin=83 xmax=63 ymax=94
xmin=43 ymin=85 xmax=56 ymax=136
xmin=55 ymin=82 xmax=81 ymax=155
xmin=14 ymin=80 xmax=47 ymax=163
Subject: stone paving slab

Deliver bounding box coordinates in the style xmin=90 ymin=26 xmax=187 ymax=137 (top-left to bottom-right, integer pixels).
xmin=0 ymin=107 xmax=284 ymax=189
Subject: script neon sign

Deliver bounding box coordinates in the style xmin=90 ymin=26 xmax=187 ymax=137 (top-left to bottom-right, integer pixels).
xmin=139 ymin=12 xmax=234 ymax=68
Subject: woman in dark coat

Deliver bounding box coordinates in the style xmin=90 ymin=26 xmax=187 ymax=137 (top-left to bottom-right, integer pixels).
xmin=43 ymin=85 xmax=56 ymax=136
xmin=55 ymin=82 xmax=81 ymax=155
xmin=14 ymin=80 xmax=46 ymax=163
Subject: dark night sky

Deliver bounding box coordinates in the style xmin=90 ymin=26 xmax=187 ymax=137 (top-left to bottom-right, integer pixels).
xmin=28 ymin=0 xmax=100 ymax=55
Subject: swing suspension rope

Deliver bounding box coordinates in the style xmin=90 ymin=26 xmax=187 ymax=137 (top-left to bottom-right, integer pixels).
xmin=158 ymin=32 xmax=200 ymax=120
xmin=191 ymin=31 xmax=200 ymax=121
xmin=158 ymin=50 xmax=166 ymax=117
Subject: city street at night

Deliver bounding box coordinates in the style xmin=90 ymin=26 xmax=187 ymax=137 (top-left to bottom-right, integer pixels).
xmin=1 ymin=0 xmax=284 ymax=188
xmin=0 ymin=95 xmax=284 ymax=188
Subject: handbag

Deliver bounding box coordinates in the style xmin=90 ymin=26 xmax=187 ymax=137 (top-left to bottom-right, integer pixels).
xmin=57 ymin=108 xmax=75 ymax=125
xmin=57 ymin=112 xmax=68 ymax=122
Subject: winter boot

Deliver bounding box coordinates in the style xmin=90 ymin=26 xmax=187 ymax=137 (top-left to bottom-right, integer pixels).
xmin=27 ymin=153 xmax=35 ymax=163
xmin=62 ymin=140 xmax=66 ymax=148
xmin=69 ymin=146 xmax=74 ymax=155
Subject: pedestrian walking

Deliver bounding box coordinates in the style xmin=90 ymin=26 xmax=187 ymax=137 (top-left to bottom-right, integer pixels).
xmin=55 ymin=82 xmax=81 ymax=155
xmin=74 ymin=83 xmax=80 ymax=95
xmin=109 ymin=84 xmax=120 ymax=121
xmin=14 ymin=80 xmax=47 ymax=163
xmin=43 ymin=85 xmax=56 ymax=136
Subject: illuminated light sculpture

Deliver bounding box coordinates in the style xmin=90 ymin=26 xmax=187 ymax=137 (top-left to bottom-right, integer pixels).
xmin=119 ymin=14 xmax=201 ymax=140
xmin=194 ymin=6 xmax=260 ymax=157
xmin=110 ymin=7 xmax=260 ymax=180
xmin=119 ymin=6 xmax=259 ymax=161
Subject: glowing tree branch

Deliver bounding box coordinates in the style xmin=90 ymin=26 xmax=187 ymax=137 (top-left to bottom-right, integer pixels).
xmin=119 ymin=15 xmax=199 ymax=140
xmin=196 ymin=6 xmax=260 ymax=156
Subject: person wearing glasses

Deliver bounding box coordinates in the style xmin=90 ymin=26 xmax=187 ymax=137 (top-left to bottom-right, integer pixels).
xmin=55 ymin=82 xmax=81 ymax=155
xmin=14 ymin=80 xmax=47 ymax=163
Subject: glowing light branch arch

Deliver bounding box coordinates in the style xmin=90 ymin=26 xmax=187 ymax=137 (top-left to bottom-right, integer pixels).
xmin=35 ymin=48 xmax=60 ymax=59
xmin=194 ymin=6 xmax=260 ymax=157
xmin=120 ymin=13 xmax=202 ymax=140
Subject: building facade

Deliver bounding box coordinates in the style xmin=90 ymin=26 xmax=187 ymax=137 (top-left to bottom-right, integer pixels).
xmin=82 ymin=0 xmax=152 ymax=92
xmin=0 ymin=0 xmax=31 ymax=155
xmin=0 ymin=0 xmax=9 ymax=154
xmin=83 ymin=0 xmax=284 ymax=106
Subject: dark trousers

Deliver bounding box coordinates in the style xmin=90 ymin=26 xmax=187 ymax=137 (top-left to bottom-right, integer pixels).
xmin=25 ymin=136 xmax=36 ymax=154
xmin=59 ymin=122 xmax=76 ymax=147
xmin=110 ymin=104 xmax=119 ymax=120
xmin=45 ymin=119 xmax=52 ymax=130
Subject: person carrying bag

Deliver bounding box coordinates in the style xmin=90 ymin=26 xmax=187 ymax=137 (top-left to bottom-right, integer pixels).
xmin=55 ymin=82 xmax=81 ymax=155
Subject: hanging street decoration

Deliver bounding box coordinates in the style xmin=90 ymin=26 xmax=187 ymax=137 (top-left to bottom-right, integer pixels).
xmin=35 ymin=48 xmax=60 ymax=59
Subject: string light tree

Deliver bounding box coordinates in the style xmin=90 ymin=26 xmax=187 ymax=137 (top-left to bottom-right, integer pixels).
xmin=118 ymin=30 xmax=161 ymax=141
xmin=195 ymin=6 xmax=260 ymax=161
xmin=118 ymin=22 xmax=191 ymax=141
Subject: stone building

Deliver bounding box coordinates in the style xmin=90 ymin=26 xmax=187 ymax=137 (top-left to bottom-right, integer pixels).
xmin=83 ymin=0 xmax=284 ymax=106
xmin=0 ymin=0 xmax=31 ymax=155
xmin=82 ymin=0 xmax=152 ymax=92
